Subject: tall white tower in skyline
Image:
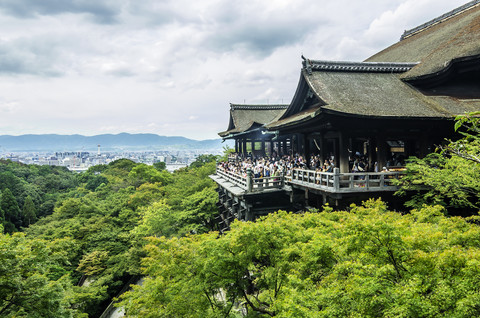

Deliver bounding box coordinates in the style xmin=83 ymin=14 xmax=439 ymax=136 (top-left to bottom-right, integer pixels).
xmin=97 ymin=144 xmax=101 ymax=156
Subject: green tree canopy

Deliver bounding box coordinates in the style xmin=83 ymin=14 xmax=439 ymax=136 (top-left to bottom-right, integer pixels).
xmin=153 ymin=161 xmax=166 ymax=171
xmin=22 ymin=195 xmax=37 ymax=227
xmin=120 ymin=200 xmax=480 ymax=317
xmin=190 ymin=154 xmax=218 ymax=168
xmin=0 ymin=229 xmax=83 ymax=317
xmin=1 ymin=188 xmax=22 ymax=233
xmin=396 ymin=112 xmax=480 ymax=211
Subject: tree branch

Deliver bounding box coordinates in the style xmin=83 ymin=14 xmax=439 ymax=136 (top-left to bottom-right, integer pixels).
xmin=241 ymin=289 xmax=275 ymax=317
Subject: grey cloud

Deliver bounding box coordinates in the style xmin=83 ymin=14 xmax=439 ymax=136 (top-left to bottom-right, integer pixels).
xmin=196 ymin=1 xmax=327 ymax=57
xmin=224 ymin=70 xmax=274 ymax=87
xmin=0 ymin=0 xmax=120 ymax=24
xmin=105 ymin=68 xmax=136 ymax=77
xmin=0 ymin=37 xmax=66 ymax=76
xmin=205 ymin=23 xmax=313 ymax=57
xmin=124 ymin=1 xmax=178 ymax=26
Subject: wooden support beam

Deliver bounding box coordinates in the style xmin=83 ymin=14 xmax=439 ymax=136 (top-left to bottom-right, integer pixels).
xmin=338 ymin=132 xmax=350 ymax=173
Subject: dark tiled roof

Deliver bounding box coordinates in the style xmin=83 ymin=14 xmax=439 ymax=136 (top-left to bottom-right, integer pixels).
xmin=401 ymin=0 xmax=480 ymax=40
xmin=266 ymin=68 xmax=480 ymax=130
xmin=266 ymin=107 xmax=320 ymax=129
xmin=218 ymin=104 xmax=288 ymax=137
xmin=366 ymin=2 xmax=480 ymax=79
xmin=305 ymin=70 xmax=479 ymax=117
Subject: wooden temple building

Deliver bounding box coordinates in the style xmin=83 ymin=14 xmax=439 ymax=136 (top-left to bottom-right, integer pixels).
xmin=212 ymin=1 xmax=480 ymax=231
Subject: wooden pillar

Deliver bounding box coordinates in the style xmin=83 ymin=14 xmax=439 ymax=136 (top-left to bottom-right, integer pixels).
xmin=368 ymin=137 xmax=374 ymax=172
xmin=235 ymin=139 xmax=239 ymax=153
xmin=303 ymin=134 xmax=311 ymax=166
xmin=404 ymin=139 xmax=415 ymax=159
xmin=419 ymin=133 xmax=429 ymax=158
xmin=242 ymin=139 xmax=247 ymax=157
xmin=332 ymin=138 xmax=338 ymax=167
xmin=291 ymin=137 xmax=294 ymax=155
xmin=319 ymin=136 xmax=326 ymax=165
xmin=261 ymin=140 xmax=266 ymax=157
xmin=376 ymin=135 xmax=387 ymax=170
xmin=338 ymin=132 xmax=350 ymax=173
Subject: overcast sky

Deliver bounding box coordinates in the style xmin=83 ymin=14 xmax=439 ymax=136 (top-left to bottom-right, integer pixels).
xmin=0 ymin=0 xmax=469 ymax=140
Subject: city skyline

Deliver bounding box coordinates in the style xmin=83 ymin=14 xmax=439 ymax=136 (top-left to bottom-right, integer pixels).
xmin=0 ymin=0 xmax=469 ymax=140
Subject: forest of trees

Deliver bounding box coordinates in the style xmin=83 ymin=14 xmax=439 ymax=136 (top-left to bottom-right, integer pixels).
xmin=0 ymin=113 xmax=479 ymax=317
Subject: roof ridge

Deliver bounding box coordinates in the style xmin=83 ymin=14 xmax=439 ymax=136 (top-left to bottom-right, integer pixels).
xmin=230 ymin=104 xmax=289 ymax=110
xmin=302 ymin=59 xmax=418 ymax=74
xmin=401 ymin=0 xmax=480 ymax=40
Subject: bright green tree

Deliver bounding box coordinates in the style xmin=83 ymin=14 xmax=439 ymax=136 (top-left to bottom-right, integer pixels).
xmin=119 ymin=199 xmax=480 ymax=317
xmin=396 ymin=112 xmax=480 ymax=211
xmin=0 ymin=229 xmax=82 ymax=317
xmin=22 ymin=195 xmax=37 ymax=227
xmin=128 ymin=164 xmax=172 ymax=187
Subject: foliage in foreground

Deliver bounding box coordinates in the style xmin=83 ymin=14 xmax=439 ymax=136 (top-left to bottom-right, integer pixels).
xmin=0 ymin=227 xmax=85 ymax=318
xmin=396 ymin=112 xmax=480 ymax=211
xmin=120 ymin=199 xmax=480 ymax=317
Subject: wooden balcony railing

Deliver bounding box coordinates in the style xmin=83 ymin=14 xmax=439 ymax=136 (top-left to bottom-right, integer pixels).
xmin=216 ymin=166 xmax=403 ymax=194
xmin=290 ymin=168 xmax=403 ymax=193
xmin=215 ymin=168 xmax=284 ymax=192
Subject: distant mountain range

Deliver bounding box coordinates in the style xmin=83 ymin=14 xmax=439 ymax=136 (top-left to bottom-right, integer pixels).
xmin=0 ymin=133 xmax=229 ymax=152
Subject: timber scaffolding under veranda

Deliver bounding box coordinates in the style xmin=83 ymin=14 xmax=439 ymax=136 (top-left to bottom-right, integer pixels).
xmin=210 ymin=156 xmax=407 ymax=233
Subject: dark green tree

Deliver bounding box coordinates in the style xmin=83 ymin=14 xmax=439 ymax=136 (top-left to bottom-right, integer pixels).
xmin=85 ymin=175 xmax=109 ymax=191
xmin=189 ymin=154 xmax=218 ymax=168
xmin=153 ymin=161 xmax=166 ymax=171
xmin=0 ymin=204 xmax=4 ymax=226
xmin=1 ymin=188 xmax=21 ymax=232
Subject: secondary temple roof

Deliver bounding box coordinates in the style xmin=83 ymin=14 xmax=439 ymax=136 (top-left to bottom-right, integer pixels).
xmin=218 ymin=104 xmax=287 ymax=138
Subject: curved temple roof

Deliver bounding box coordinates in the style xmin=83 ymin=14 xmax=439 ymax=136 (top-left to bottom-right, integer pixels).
xmin=366 ymin=1 xmax=480 ymax=80
xmin=266 ymin=57 xmax=479 ymax=130
xmin=218 ymin=104 xmax=288 ymax=138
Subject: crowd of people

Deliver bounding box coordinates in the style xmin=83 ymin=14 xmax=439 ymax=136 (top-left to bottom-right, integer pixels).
xmin=218 ymin=152 xmax=338 ymax=179
xmin=219 ymin=150 xmax=404 ymax=178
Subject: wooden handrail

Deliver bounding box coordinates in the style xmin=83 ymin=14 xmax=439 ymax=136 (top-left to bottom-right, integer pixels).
xmin=216 ymin=166 xmax=404 ymax=194
xmin=290 ymin=168 xmax=404 ymax=192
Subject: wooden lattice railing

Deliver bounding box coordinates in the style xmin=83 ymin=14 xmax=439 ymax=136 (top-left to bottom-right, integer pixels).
xmin=216 ymin=166 xmax=404 ymax=193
